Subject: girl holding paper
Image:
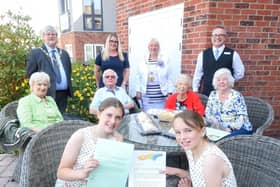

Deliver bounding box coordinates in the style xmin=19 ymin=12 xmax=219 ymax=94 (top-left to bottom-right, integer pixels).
xmin=55 ymin=97 xmax=124 ymax=187
xmin=165 ymin=110 xmax=237 ymax=187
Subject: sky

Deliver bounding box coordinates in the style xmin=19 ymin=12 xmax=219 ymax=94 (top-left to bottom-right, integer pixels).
xmin=0 ymin=0 xmax=59 ymax=34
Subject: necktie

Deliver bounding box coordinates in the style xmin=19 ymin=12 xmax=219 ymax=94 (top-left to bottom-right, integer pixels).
xmin=214 ymin=49 xmax=219 ymax=60
xmin=51 ymin=50 xmax=62 ymax=83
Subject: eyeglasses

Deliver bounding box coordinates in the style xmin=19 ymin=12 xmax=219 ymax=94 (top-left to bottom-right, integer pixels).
xmin=44 ymin=32 xmax=57 ymax=37
xmin=109 ymin=40 xmax=118 ymax=44
xmin=212 ymin=34 xmax=226 ymax=38
xmin=105 ymin=75 xmax=116 ymax=79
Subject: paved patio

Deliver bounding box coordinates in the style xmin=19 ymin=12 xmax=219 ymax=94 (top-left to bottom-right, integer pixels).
xmin=0 ymin=154 xmax=18 ymax=187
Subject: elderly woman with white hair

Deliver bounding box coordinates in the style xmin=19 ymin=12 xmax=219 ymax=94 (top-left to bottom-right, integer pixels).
xmin=165 ymin=74 xmax=205 ymax=116
xmin=17 ymin=72 xmax=63 ymax=133
xmin=205 ymin=68 xmax=252 ymax=136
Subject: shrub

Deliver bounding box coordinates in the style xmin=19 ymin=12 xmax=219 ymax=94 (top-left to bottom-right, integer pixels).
xmin=66 ymin=61 xmax=97 ymax=122
xmin=0 ymin=10 xmax=41 ymax=108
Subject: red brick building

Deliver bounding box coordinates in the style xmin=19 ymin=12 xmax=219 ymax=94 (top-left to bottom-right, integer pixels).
xmin=116 ymin=0 xmax=280 ymax=138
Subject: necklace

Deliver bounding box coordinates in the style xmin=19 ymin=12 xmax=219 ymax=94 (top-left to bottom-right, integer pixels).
xmin=39 ymin=47 xmax=62 ymax=60
xmin=177 ymin=94 xmax=187 ymax=102
xmin=219 ymin=91 xmax=229 ymax=101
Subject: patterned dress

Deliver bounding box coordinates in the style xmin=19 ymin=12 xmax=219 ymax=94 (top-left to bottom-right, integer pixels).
xmin=205 ymin=89 xmax=252 ymax=131
xmin=186 ymin=143 xmax=237 ymax=187
xmin=55 ymin=127 xmax=119 ymax=187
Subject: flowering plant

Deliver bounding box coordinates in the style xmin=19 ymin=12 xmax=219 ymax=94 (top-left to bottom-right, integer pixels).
xmin=66 ymin=61 xmax=97 ymax=122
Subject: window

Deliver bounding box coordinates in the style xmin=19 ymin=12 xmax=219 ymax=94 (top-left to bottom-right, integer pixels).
xmin=64 ymin=44 xmax=73 ymax=62
xmin=94 ymin=44 xmax=104 ymax=58
xmin=59 ymin=0 xmax=70 ymax=14
xmin=84 ymin=44 xmax=104 ymax=62
xmin=84 ymin=44 xmax=94 ymax=62
xmin=83 ymin=0 xmax=103 ymax=30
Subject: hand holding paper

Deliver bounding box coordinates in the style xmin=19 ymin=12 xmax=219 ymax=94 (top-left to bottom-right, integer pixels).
xmin=87 ymin=138 xmax=134 ymax=187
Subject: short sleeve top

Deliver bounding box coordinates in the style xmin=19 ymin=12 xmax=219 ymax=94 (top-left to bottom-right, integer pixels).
xmin=95 ymin=52 xmax=130 ymax=88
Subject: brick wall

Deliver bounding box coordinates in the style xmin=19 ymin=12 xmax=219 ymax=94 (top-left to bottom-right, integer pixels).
xmin=116 ymin=0 xmax=280 ymax=138
xmin=59 ymin=32 xmax=110 ymax=62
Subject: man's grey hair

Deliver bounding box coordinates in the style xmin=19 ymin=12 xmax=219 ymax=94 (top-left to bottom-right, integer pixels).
xmin=102 ymin=69 xmax=118 ymax=80
xmin=41 ymin=25 xmax=57 ymax=35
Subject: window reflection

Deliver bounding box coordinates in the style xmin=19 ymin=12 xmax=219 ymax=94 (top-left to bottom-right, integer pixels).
xmin=83 ymin=0 xmax=103 ymax=30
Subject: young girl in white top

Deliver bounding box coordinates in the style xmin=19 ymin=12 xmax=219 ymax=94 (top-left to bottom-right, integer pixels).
xmin=165 ymin=110 xmax=237 ymax=187
xmin=55 ymin=97 xmax=124 ymax=187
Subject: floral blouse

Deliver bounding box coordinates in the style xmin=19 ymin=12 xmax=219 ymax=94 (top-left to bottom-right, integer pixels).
xmin=205 ymin=89 xmax=252 ymax=131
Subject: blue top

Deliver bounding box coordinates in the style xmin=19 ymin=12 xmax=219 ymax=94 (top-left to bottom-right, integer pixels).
xmin=95 ymin=52 xmax=130 ymax=88
xmin=205 ymin=89 xmax=252 ymax=131
xmin=89 ymin=86 xmax=133 ymax=114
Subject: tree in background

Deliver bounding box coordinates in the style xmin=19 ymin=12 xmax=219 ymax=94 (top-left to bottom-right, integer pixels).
xmin=0 ymin=10 xmax=41 ymax=108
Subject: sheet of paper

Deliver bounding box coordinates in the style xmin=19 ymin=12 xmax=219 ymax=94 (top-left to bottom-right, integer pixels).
xmin=206 ymin=127 xmax=230 ymax=141
xmin=129 ymin=150 xmax=166 ymax=187
xmin=87 ymin=138 xmax=135 ymax=187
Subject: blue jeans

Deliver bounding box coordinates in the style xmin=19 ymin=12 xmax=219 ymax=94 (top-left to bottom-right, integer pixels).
xmin=227 ymin=127 xmax=253 ymax=137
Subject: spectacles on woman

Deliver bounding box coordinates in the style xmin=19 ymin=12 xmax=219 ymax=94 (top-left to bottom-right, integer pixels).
xmin=109 ymin=40 xmax=118 ymax=44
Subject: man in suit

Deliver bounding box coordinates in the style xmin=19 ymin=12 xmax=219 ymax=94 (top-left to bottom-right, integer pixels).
xmin=26 ymin=25 xmax=73 ymax=113
xmin=192 ymin=26 xmax=245 ymax=96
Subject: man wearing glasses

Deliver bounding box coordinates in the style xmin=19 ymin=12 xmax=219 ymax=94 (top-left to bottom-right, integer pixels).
xmin=192 ymin=26 xmax=244 ymax=96
xmin=26 ymin=25 xmax=73 ymax=113
xmin=89 ymin=69 xmax=134 ymax=115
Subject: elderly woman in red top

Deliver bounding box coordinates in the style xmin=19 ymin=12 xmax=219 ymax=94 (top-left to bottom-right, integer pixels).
xmin=165 ymin=74 xmax=205 ymax=116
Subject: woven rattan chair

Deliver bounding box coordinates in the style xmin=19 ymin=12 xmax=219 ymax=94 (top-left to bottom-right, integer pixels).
xmin=244 ymin=96 xmax=274 ymax=135
xmin=198 ymin=93 xmax=208 ymax=107
xmin=18 ymin=120 xmax=93 ymax=187
xmin=0 ymin=100 xmax=18 ymax=119
xmin=217 ymin=135 xmax=280 ymax=187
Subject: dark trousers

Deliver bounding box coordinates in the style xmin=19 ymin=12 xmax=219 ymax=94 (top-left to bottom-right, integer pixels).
xmin=55 ymin=90 xmax=68 ymax=114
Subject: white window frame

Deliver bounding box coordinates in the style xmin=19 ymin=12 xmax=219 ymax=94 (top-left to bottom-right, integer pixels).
xmin=64 ymin=44 xmax=73 ymax=61
xmin=94 ymin=44 xmax=104 ymax=58
xmin=84 ymin=43 xmax=94 ymax=62
xmin=84 ymin=43 xmax=104 ymax=62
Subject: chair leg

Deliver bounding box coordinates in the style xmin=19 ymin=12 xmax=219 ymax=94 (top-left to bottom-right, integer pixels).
xmin=12 ymin=152 xmax=23 ymax=182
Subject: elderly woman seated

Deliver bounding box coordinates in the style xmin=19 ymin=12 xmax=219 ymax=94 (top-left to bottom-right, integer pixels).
xmin=165 ymin=74 xmax=205 ymax=116
xmin=17 ymin=72 xmax=63 ymax=133
xmin=205 ymin=68 xmax=252 ymax=136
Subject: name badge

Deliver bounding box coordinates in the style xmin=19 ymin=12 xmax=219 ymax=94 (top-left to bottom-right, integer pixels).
xmin=224 ymin=52 xmax=231 ymax=55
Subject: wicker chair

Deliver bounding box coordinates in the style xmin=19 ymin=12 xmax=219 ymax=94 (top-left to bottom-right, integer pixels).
xmin=244 ymin=96 xmax=274 ymax=135
xmin=0 ymin=100 xmax=18 ymax=119
xmin=199 ymin=95 xmax=274 ymax=134
xmin=217 ymin=135 xmax=280 ymax=187
xmin=198 ymin=93 xmax=208 ymax=107
xmin=18 ymin=120 xmax=93 ymax=187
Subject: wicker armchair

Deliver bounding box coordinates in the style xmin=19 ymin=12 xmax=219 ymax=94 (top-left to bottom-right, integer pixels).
xmin=244 ymin=96 xmax=274 ymax=135
xmin=0 ymin=100 xmax=18 ymax=119
xmin=18 ymin=120 xmax=93 ymax=187
xmin=198 ymin=93 xmax=208 ymax=107
xmin=217 ymin=135 xmax=280 ymax=187
xmin=200 ymin=95 xmax=274 ymax=134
